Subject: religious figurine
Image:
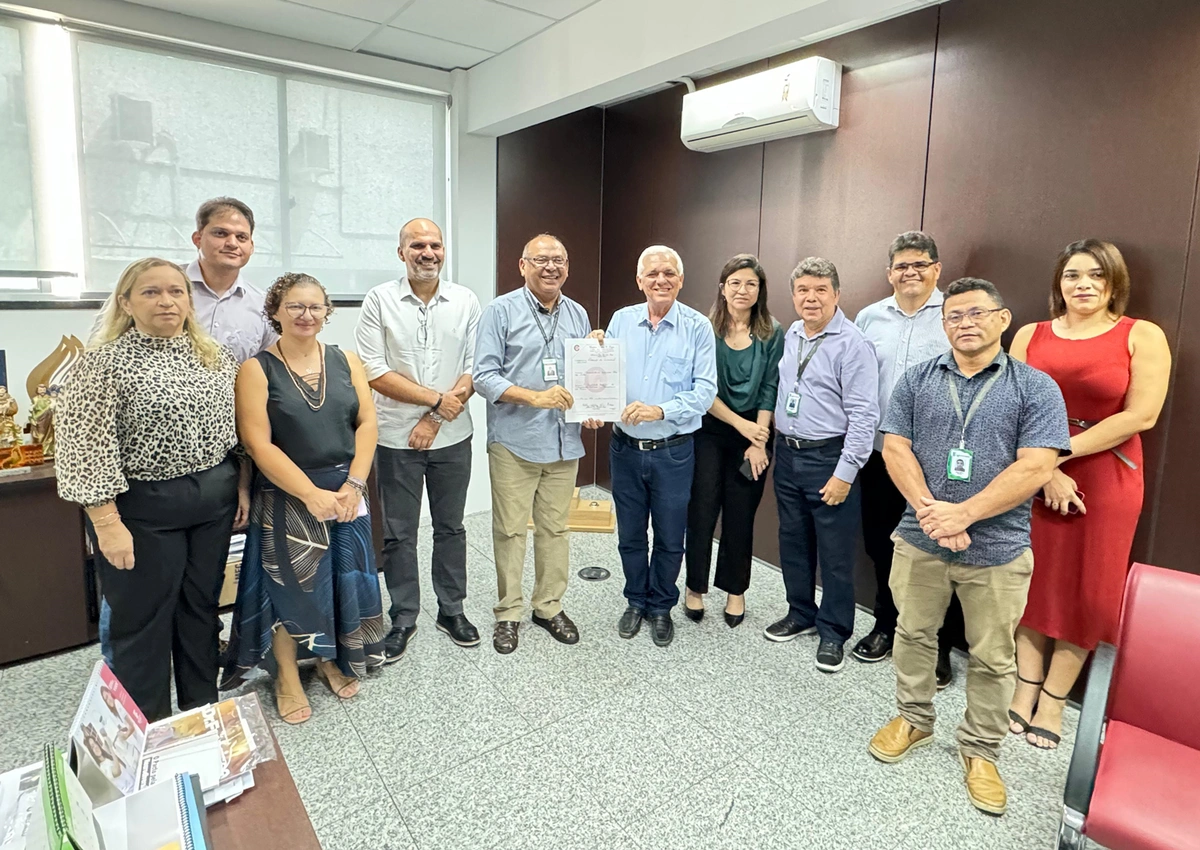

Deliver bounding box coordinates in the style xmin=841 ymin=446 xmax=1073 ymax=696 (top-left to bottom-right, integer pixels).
xmin=27 ymin=383 xmax=56 ymax=458
xmin=0 ymin=385 xmax=21 ymax=448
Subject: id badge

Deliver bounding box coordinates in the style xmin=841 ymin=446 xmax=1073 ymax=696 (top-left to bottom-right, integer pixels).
xmin=784 ymin=392 xmax=801 ymax=416
xmin=947 ymin=447 xmax=973 ymax=481
xmin=541 ymin=357 xmax=559 ymax=382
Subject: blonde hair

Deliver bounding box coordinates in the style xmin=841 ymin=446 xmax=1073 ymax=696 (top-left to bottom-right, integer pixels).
xmin=92 ymin=258 xmax=227 ymax=370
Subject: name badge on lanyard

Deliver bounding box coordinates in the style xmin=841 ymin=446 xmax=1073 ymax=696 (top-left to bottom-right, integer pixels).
xmin=785 ymin=336 xmax=825 ymax=418
xmin=945 ymin=358 xmax=1004 ymax=482
xmin=527 ymin=291 xmax=561 ymax=384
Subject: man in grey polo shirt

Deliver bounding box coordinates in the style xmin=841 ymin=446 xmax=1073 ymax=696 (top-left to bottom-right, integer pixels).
xmin=473 ymin=234 xmax=602 ymax=654
xmin=867 ymin=278 xmax=1070 ymax=817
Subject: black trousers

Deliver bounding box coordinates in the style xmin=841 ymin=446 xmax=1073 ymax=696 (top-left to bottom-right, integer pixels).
xmin=93 ymin=457 xmax=238 ymax=721
xmin=685 ymin=412 xmax=771 ymax=596
xmin=860 ymin=449 xmax=964 ymax=650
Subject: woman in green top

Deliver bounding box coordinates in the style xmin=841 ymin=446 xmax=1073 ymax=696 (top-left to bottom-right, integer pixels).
xmin=684 ymin=254 xmax=785 ymax=627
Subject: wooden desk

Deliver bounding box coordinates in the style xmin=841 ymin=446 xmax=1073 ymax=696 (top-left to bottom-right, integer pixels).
xmin=0 ymin=464 xmax=94 ymax=664
xmin=207 ymin=739 xmax=321 ymax=850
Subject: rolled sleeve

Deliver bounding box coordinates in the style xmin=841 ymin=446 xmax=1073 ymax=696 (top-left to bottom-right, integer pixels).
xmin=660 ymin=324 xmax=718 ymax=425
xmin=55 ymin=352 xmax=128 ymax=507
xmin=471 ymin=303 xmax=515 ymax=403
xmin=354 ymin=289 xmax=391 ymax=381
xmin=834 ymin=338 xmax=880 ymax=483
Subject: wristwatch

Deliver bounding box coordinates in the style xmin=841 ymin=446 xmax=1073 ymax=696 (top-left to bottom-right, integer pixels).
xmin=429 ymin=410 xmax=446 ymax=424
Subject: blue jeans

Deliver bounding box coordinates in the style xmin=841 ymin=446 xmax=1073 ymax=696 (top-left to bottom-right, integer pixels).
xmin=609 ymin=435 xmax=695 ymax=615
xmin=773 ymin=439 xmax=862 ymax=644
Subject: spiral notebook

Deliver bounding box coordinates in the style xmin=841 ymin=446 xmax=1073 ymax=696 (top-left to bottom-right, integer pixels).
xmin=35 ymin=745 xmax=210 ymax=850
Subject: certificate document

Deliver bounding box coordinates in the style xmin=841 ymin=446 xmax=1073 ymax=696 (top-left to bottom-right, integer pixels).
xmin=564 ymin=338 xmax=626 ymax=423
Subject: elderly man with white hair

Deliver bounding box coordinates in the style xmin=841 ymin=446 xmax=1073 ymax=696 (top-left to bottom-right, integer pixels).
xmin=593 ymin=245 xmax=717 ymax=647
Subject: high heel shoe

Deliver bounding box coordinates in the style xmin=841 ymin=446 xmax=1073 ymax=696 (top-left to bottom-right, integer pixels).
xmin=683 ymin=605 xmax=704 ymax=622
xmin=724 ymin=610 xmax=745 ymax=628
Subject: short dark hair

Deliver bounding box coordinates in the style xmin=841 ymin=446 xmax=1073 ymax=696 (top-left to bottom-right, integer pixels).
xmin=195 ymin=197 xmax=255 ymax=234
xmin=791 ymin=257 xmax=840 ymax=292
xmin=263 ymin=272 xmax=333 ymax=334
xmin=709 ymin=253 xmax=775 ymax=341
xmin=1050 ymin=239 xmax=1130 ymax=319
xmin=888 ymin=231 xmax=939 ymax=264
xmin=945 ymin=277 xmax=1005 ymax=308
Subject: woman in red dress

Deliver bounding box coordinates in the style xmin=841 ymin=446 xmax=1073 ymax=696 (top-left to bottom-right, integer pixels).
xmin=1007 ymin=240 xmax=1171 ymax=750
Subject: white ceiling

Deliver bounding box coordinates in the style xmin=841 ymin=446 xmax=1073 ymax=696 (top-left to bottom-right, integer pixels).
xmin=115 ymin=0 xmax=602 ymax=70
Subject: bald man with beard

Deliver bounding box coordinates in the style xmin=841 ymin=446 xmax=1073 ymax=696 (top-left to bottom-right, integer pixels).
xmin=356 ymin=218 xmax=482 ymax=662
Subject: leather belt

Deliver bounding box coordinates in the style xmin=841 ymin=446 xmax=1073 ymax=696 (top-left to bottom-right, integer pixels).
xmin=782 ymin=435 xmax=842 ymax=451
xmin=612 ymin=429 xmax=691 ymax=452
xmin=1067 ymin=418 xmax=1137 ymax=470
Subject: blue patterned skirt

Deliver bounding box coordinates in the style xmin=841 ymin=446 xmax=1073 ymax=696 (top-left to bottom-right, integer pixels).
xmin=220 ymin=463 xmax=386 ymax=688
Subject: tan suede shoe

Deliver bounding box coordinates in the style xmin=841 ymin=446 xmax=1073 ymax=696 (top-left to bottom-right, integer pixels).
xmin=959 ymin=751 xmax=1007 ymax=815
xmin=868 ymin=716 xmax=934 ymax=763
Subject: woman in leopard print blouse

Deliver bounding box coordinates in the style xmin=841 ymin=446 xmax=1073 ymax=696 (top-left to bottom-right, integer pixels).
xmin=57 ymin=257 xmax=240 ymax=721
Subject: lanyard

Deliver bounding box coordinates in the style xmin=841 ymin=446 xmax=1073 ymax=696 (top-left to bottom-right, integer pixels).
xmin=525 ymin=290 xmax=560 ymax=351
xmin=947 ymin=358 xmax=1005 ymax=449
xmin=793 ymin=336 xmax=826 ymax=387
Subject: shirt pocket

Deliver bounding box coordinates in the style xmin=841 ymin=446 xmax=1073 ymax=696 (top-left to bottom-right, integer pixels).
xmin=663 ymin=354 xmax=692 ymax=387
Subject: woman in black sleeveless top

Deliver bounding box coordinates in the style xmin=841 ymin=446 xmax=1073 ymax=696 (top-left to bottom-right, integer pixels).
xmin=221 ymin=273 xmax=384 ymax=724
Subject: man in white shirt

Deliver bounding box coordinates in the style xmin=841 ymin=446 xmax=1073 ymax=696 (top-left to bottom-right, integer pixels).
xmin=853 ymin=231 xmax=963 ymax=688
xmin=356 ymin=218 xmax=482 ymax=662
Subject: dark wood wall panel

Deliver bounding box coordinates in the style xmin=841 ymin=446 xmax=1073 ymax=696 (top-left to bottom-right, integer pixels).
xmin=922 ymin=0 xmax=1200 ymax=571
xmin=495 ymin=107 xmax=605 ymax=484
xmin=495 ymin=0 xmax=1200 ymax=584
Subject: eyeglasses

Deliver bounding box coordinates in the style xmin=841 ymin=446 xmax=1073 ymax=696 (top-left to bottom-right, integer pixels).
xmin=721 ymin=280 xmax=759 ymax=292
xmin=943 ymin=307 xmax=1004 ymax=326
xmin=891 ymin=261 xmax=934 ymax=274
xmin=284 ymin=303 xmax=329 ymax=318
xmin=523 ymin=256 xmax=568 ymax=268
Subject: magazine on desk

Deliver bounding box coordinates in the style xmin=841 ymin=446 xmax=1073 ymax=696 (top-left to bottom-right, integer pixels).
xmin=69 ymin=662 xmax=273 ymax=808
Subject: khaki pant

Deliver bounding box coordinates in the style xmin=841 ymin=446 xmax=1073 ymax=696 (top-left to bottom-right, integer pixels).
xmin=890 ymin=536 xmax=1033 ymax=763
xmin=488 ymin=443 xmax=578 ymax=621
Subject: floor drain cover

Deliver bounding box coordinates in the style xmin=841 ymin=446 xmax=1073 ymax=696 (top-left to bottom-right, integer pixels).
xmin=578 ymin=567 xmax=611 ymax=581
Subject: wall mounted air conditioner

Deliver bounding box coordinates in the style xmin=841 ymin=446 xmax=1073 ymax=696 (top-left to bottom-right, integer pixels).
xmin=680 ymin=56 xmax=841 ymax=153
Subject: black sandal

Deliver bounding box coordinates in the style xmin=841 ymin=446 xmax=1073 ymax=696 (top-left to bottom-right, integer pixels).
xmin=1026 ymin=687 xmax=1068 ymax=750
xmin=1008 ymin=673 xmax=1043 ymax=735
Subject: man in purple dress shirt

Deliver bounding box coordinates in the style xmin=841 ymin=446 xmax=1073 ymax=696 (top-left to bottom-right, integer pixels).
xmin=764 ymin=257 xmax=880 ymax=674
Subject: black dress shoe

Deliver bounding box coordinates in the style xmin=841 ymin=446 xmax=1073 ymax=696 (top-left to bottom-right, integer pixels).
xmin=936 ymin=649 xmax=954 ymax=690
xmin=723 ymin=610 xmax=745 ymax=628
xmin=683 ymin=605 xmax=704 ymax=622
xmin=815 ymin=639 xmax=846 ymax=673
xmin=532 ymin=610 xmax=580 ymax=645
xmin=648 ymin=613 xmax=674 ymax=647
xmin=618 ymin=606 xmax=645 ymax=639
xmin=383 ymin=624 xmax=417 ymax=664
xmin=852 ymin=630 xmax=895 ymax=663
xmin=436 ymin=612 xmax=481 ymax=647
xmin=493 ymin=621 xmax=519 ymax=654
xmin=763 ymin=617 xmax=817 ymax=642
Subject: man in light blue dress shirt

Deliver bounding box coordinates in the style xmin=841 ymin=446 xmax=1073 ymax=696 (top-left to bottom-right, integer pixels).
xmin=473 ymin=234 xmax=601 ymax=655
xmin=765 ymin=257 xmax=880 ymax=674
xmin=598 ymin=245 xmax=717 ymax=647
xmin=852 ymin=231 xmax=962 ymax=689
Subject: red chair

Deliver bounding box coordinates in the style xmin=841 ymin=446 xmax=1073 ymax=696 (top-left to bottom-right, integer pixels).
xmin=1058 ymin=562 xmax=1200 ymax=849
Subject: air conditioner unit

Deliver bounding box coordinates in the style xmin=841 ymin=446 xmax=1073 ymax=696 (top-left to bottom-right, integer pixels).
xmin=680 ymin=56 xmax=841 ymax=153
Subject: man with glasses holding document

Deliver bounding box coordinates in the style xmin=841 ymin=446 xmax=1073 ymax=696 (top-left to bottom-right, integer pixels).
xmin=473 ymin=234 xmax=603 ymax=654
xmin=356 ymin=218 xmax=482 ymax=663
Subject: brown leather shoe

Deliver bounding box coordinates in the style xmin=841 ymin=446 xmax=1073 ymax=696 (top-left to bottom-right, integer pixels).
xmin=959 ymin=751 xmax=1007 ymax=815
xmin=532 ymin=610 xmax=580 ymax=645
xmin=493 ymin=621 xmax=519 ymax=654
xmin=868 ymin=716 xmax=934 ymax=763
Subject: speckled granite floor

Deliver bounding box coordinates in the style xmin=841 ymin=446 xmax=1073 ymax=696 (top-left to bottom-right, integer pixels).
xmin=1 ymin=488 xmax=1086 ymax=850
